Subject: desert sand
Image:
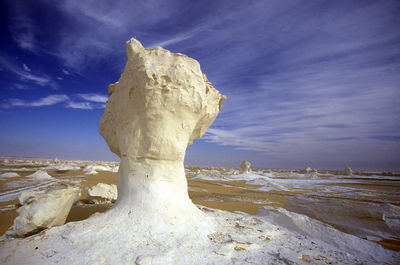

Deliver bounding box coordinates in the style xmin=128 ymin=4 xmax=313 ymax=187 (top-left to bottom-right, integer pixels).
xmin=1 ymin=159 xmax=400 ymax=254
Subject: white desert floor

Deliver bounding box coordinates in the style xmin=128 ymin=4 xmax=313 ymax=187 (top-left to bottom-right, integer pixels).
xmin=0 ymin=158 xmax=399 ymax=264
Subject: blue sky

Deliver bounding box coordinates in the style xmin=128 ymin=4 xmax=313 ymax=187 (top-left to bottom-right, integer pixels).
xmin=0 ymin=0 xmax=399 ymax=171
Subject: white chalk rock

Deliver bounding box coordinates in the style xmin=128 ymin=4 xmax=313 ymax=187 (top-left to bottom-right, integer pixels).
xmin=88 ymin=183 xmax=117 ymax=203
xmin=13 ymin=186 xmax=80 ymax=236
xmin=101 ymin=38 xmax=225 ymax=159
xmin=240 ymin=160 xmax=251 ymax=173
xmin=26 ymin=170 xmax=53 ymax=180
xmin=344 ymin=166 xmax=353 ymax=175
xmin=83 ymin=164 xmax=118 ymax=175
xmin=99 ymin=37 xmax=225 ymax=236
xmin=82 ymin=165 xmax=99 ymax=175
xmin=55 ymin=164 xmax=81 ymax=171
xmin=301 ymin=166 xmax=312 ymax=173
xmin=0 ymin=172 xmax=19 ymax=178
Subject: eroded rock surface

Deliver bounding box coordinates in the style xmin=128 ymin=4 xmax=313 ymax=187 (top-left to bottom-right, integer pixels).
xmin=13 ymin=185 xmax=80 ymax=236
xmin=240 ymin=160 xmax=251 ymax=173
xmin=99 ymin=38 xmax=225 ymax=235
xmin=88 ymin=183 xmax=117 ymax=204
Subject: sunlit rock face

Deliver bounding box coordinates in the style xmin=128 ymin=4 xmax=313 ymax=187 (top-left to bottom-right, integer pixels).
xmin=240 ymin=160 xmax=251 ymax=173
xmin=13 ymin=186 xmax=80 ymax=237
xmin=88 ymin=183 xmax=117 ymax=204
xmin=100 ymin=38 xmax=225 ymax=232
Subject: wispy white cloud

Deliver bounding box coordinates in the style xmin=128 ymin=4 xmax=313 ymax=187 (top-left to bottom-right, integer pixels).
xmin=7 ymin=2 xmax=37 ymax=52
xmin=65 ymin=101 xmax=99 ymax=110
xmin=6 ymin=0 xmax=204 ymax=70
xmin=62 ymin=69 xmax=71 ymax=75
xmin=1 ymin=94 xmax=69 ymax=108
xmin=37 ymin=1 xmax=129 ymax=69
xmin=9 ymin=83 xmax=30 ymax=90
xmin=64 ymin=101 xmax=89 ymax=109
xmin=9 ymin=18 xmax=36 ymax=52
xmin=205 ymin=80 xmax=400 ymax=168
xmin=22 ymin=63 xmax=31 ymax=72
xmin=0 ymin=56 xmax=57 ymax=89
xmin=186 ymin=1 xmax=400 ymax=169
xmin=77 ymin=93 xmax=108 ymax=103
xmin=1 ymin=93 xmax=107 ymax=110
xmin=148 ymin=28 xmax=202 ymax=48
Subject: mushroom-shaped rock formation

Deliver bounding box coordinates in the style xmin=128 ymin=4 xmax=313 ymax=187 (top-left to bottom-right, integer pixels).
xmin=240 ymin=160 xmax=251 ymax=173
xmin=100 ymin=38 xmax=225 ymax=236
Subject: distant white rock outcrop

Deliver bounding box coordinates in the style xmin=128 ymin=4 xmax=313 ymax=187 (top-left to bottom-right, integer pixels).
xmin=13 ymin=185 xmax=80 ymax=236
xmin=240 ymin=160 xmax=252 ymax=173
xmin=55 ymin=165 xmax=81 ymax=171
xmin=88 ymin=183 xmax=117 ymax=204
xmin=301 ymin=166 xmax=318 ymax=174
xmin=344 ymin=166 xmax=353 ymax=176
xmin=26 ymin=170 xmax=53 ymax=180
xmin=83 ymin=164 xmax=118 ymax=175
xmin=0 ymin=172 xmax=19 ymax=178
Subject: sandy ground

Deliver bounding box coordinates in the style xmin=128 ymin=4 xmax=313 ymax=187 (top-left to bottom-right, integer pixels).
xmin=1 ymin=160 xmax=399 ymax=252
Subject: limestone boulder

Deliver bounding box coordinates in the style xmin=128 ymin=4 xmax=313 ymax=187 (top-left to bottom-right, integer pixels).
xmin=13 ymin=185 xmax=80 ymax=236
xmin=88 ymin=183 xmax=117 ymax=204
